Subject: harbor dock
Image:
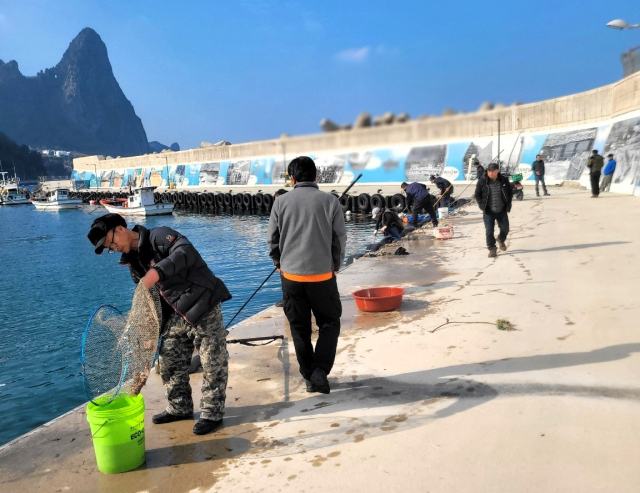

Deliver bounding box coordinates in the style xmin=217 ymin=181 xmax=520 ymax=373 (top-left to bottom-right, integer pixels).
xmin=1 ymin=187 xmax=639 ymax=493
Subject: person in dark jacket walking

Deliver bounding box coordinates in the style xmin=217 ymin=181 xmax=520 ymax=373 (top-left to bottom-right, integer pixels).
xmin=372 ymin=206 xmax=404 ymax=241
xmin=587 ymin=150 xmax=605 ymax=198
xmin=267 ymin=156 xmax=347 ymax=394
xmin=531 ymin=154 xmax=550 ymax=197
xmin=401 ymin=182 xmax=438 ymax=228
xmin=474 ymin=163 xmax=513 ymax=258
xmin=429 ymin=175 xmax=454 ymax=207
xmin=87 ymin=213 xmax=232 ymax=435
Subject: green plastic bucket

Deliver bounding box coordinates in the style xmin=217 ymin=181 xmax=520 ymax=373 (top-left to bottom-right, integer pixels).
xmin=86 ymin=394 xmax=146 ymax=474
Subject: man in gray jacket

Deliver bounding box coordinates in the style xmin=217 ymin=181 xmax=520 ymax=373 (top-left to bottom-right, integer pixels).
xmin=267 ymin=156 xmax=347 ymax=394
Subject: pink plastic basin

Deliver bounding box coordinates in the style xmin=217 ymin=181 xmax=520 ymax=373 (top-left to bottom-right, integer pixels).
xmin=352 ymin=287 xmax=405 ymax=312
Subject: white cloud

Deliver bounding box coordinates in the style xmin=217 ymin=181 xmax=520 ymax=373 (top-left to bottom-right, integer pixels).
xmin=335 ymin=46 xmax=371 ymax=63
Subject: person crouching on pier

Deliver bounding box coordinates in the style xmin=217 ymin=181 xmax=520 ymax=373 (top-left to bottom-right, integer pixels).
xmin=87 ymin=213 xmax=232 ymax=435
xmin=430 ymin=175 xmax=454 ymax=207
xmin=474 ymin=163 xmax=513 ymax=258
xmin=372 ymin=206 xmax=404 ymax=242
xmin=267 ymin=156 xmax=347 ymax=394
xmin=401 ymin=181 xmax=438 ymax=228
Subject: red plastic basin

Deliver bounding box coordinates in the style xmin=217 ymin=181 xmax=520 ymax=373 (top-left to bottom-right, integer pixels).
xmin=352 ymin=287 xmax=405 ymax=312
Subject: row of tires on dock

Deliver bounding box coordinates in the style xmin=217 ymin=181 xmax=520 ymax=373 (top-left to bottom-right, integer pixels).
xmin=71 ymin=191 xmax=408 ymax=214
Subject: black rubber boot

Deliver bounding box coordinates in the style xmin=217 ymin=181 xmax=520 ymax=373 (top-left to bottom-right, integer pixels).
xmin=193 ymin=418 xmax=223 ymax=435
xmin=152 ymin=410 xmax=193 ymax=425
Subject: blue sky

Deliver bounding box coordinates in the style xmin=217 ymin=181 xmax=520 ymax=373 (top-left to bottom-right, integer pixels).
xmin=0 ymin=0 xmax=639 ymax=150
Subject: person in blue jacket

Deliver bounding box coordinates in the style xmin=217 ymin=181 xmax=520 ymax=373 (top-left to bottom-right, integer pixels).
xmin=600 ymin=154 xmax=616 ymax=192
xmin=401 ymin=182 xmax=438 ymax=228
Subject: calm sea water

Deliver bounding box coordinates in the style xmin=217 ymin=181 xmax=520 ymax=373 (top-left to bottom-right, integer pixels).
xmin=0 ymin=205 xmax=375 ymax=446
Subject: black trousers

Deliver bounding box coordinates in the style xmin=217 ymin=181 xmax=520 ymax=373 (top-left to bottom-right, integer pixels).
xmin=590 ymin=171 xmax=601 ymax=196
xmin=483 ymin=210 xmax=509 ymax=249
xmin=281 ymin=274 xmax=342 ymax=379
xmin=411 ymin=195 xmax=437 ymax=227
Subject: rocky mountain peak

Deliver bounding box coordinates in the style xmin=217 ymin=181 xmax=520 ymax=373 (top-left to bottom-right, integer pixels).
xmin=0 ymin=28 xmax=149 ymax=157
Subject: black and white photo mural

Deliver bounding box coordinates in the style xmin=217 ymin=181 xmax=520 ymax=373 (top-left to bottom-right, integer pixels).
xmin=226 ymin=160 xmax=251 ymax=186
xmin=314 ymin=154 xmax=346 ymax=184
xmin=461 ymin=141 xmax=494 ymax=179
xmin=199 ymin=162 xmax=221 ymax=185
xmin=270 ymin=159 xmax=286 ymax=184
xmin=538 ymin=129 xmax=596 ymax=180
xmin=347 ymin=152 xmax=373 ymax=171
xmin=405 ymin=145 xmax=447 ymax=181
xmin=603 ymin=116 xmax=640 ymax=187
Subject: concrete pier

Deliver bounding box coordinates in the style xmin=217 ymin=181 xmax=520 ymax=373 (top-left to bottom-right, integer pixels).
xmin=1 ymin=187 xmax=639 ymax=492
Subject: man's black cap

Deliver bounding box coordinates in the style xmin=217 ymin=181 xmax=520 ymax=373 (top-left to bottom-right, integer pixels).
xmin=429 ymin=175 xmax=436 ymax=181
xmin=87 ymin=213 xmax=127 ymax=254
xmin=486 ymin=163 xmax=500 ymax=171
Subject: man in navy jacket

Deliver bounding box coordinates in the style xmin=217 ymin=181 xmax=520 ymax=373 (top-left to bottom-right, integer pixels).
xmin=401 ymin=182 xmax=438 ymax=228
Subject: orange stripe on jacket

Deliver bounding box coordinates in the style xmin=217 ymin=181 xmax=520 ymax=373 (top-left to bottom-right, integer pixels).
xmin=281 ymin=271 xmax=333 ymax=282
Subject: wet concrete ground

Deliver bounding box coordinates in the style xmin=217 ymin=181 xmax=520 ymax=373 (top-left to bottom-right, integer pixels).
xmin=1 ymin=187 xmax=639 ymax=493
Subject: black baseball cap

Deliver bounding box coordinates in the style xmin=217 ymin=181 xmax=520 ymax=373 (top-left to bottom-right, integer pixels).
xmin=87 ymin=213 xmax=127 ymax=254
xmin=486 ymin=163 xmax=500 ymax=171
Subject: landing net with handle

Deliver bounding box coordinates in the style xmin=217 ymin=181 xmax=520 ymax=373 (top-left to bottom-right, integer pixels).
xmin=81 ymin=283 xmax=163 ymax=405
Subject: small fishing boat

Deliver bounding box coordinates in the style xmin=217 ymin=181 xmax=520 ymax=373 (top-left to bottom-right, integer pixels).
xmin=31 ymin=188 xmax=83 ymax=210
xmin=0 ymin=172 xmax=31 ymax=206
xmin=99 ymin=186 xmax=173 ymax=216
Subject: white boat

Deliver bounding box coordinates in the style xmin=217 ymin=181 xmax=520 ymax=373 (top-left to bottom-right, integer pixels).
xmin=0 ymin=172 xmax=31 ymax=206
xmin=99 ymin=186 xmax=173 ymax=216
xmin=31 ymin=188 xmax=83 ymax=210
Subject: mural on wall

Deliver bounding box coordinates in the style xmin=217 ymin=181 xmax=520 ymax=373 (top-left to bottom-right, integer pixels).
xmin=537 ymin=129 xmax=597 ymax=180
xmin=250 ymin=158 xmax=273 ymax=185
xmin=226 ymin=160 xmax=251 ymax=186
xmin=461 ymin=142 xmax=493 ymax=179
xmin=405 ymin=145 xmax=447 ymax=181
xmin=74 ymin=110 xmax=640 ymax=189
xmin=169 ymin=164 xmax=199 ymax=187
xmin=199 ymin=162 xmax=221 ymax=185
xmin=603 ymin=116 xmax=640 ymax=186
xmin=314 ymin=154 xmax=347 ymax=184
xmin=345 ymin=149 xmax=405 ymax=183
xmin=270 ymin=159 xmax=287 ymax=185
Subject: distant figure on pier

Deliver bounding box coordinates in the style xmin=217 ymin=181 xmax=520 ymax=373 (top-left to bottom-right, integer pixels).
xmin=587 ymin=150 xmax=605 ymax=198
xmin=600 ymin=154 xmax=616 ymax=192
xmin=87 ymin=213 xmax=232 ymax=435
xmin=531 ymin=154 xmax=550 ymax=197
xmin=430 ymin=175 xmax=454 ymax=207
xmin=267 ymin=156 xmax=347 ymax=394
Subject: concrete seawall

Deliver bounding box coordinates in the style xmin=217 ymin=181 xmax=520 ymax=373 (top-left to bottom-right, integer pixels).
xmin=73 ymin=71 xmax=640 ymax=197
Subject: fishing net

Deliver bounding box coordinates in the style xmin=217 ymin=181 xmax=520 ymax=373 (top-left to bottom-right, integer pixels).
xmin=81 ymin=284 xmax=163 ymax=405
